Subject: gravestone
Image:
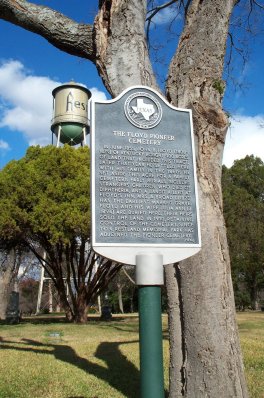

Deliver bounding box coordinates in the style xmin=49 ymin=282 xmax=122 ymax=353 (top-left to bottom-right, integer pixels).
xmin=6 ymin=291 xmax=20 ymax=324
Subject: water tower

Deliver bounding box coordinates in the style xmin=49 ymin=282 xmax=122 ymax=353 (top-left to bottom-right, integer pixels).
xmin=51 ymin=81 xmax=91 ymax=146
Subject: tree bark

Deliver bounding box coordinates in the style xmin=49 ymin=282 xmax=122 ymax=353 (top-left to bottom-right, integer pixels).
xmin=0 ymin=268 xmax=13 ymax=320
xmin=164 ymin=263 xmax=185 ymax=395
xmin=0 ymin=250 xmax=18 ymax=320
xmin=0 ymin=0 xmax=95 ymax=60
xmin=70 ymin=282 xmax=88 ymax=323
xmin=166 ymin=1 xmax=248 ymax=396
xmin=74 ymin=300 xmax=88 ymax=323
xmin=117 ymin=282 xmax=124 ymax=314
xmin=94 ymin=0 xmax=158 ymax=96
xmin=48 ymin=279 xmax=53 ymax=313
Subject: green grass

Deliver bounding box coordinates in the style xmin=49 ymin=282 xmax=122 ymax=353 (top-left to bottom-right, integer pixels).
xmin=0 ymin=313 xmax=263 ymax=398
xmin=0 ymin=315 xmax=169 ymax=398
xmin=237 ymin=312 xmax=264 ymax=398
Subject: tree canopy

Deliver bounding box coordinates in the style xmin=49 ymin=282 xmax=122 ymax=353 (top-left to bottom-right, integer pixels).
xmin=223 ymin=155 xmax=264 ymax=309
xmin=0 ymin=145 xmax=121 ymax=322
xmin=0 ymin=145 xmax=90 ymax=245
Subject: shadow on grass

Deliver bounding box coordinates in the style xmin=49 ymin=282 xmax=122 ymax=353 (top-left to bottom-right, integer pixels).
xmin=0 ymin=317 xmax=68 ymax=326
xmin=0 ymin=337 xmax=140 ymax=398
xmin=0 ymin=315 xmax=139 ymax=326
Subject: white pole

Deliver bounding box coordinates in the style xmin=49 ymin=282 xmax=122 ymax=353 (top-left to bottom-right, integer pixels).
xmin=36 ymin=252 xmax=46 ymax=314
xmin=48 ymin=279 xmax=53 ymax=313
xmin=83 ymin=127 xmax=87 ymax=146
xmin=97 ymin=294 xmax=102 ymax=315
xmin=95 ymin=259 xmax=102 ymax=315
xmin=66 ymin=281 xmax=69 ymax=302
xmin=56 ymin=125 xmax=61 ymax=148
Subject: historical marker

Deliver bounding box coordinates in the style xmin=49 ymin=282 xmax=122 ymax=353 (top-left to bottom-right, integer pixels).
xmin=91 ymin=86 xmax=201 ymax=265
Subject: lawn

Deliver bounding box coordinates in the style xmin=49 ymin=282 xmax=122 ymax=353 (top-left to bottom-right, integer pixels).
xmin=0 ymin=312 xmax=263 ymax=398
xmin=237 ymin=312 xmax=264 ymax=398
xmin=0 ymin=315 xmax=161 ymax=398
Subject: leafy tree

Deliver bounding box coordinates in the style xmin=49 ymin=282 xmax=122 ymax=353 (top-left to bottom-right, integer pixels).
xmin=0 ymin=145 xmax=121 ymax=323
xmin=223 ymin=156 xmax=264 ymax=310
xmin=2 ymin=0 xmax=263 ymax=395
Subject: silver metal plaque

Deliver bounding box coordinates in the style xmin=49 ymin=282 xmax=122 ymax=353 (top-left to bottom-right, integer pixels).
xmin=91 ymin=86 xmax=201 ymax=265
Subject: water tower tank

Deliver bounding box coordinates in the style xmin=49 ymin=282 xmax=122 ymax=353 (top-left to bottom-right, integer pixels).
xmin=51 ymin=81 xmax=91 ymax=146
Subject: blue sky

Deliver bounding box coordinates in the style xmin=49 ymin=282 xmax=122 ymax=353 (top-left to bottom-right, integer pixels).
xmin=0 ymin=1 xmax=263 ymax=169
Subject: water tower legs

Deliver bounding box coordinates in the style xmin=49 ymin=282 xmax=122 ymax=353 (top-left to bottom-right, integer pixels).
xmin=56 ymin=125 xmax=62 ymax=148
xmin=83 ymin=127 xmax=87 ymax=146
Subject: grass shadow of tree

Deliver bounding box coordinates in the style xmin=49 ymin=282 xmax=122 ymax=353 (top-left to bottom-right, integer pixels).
xmin=0 ymin=337 xmax=140 ymax=398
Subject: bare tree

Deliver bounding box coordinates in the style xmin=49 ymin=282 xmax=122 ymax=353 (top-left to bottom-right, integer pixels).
xmin=0 ymin=0 xmax=259 ymax=395
xmin=0 ymin=249 xmax=21 ymax=320
xmin=0 ymin=247 xmax=44 ymax=320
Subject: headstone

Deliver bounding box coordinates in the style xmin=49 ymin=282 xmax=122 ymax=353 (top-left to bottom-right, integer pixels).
xmin=6 ymin=291 xmax=20 ymax=324
xmin=100 ymin=293 xmax=112 ymax=321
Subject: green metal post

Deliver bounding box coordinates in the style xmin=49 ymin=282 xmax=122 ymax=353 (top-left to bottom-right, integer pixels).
xmin=138 ymin=286 xmax=165 ymax=398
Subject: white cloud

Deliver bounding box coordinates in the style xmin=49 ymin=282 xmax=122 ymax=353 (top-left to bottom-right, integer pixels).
xmin=150 ymin=6 xmax=180 ymax=26
xmin=0 ymin=139 xmax=10 ymax=150
xmin=89 ymin=87 xmax=107 ymax=102
xmin=0 ymin=60 xmax=59 ymax=146
xmin=223 ymin=114 xmax=264 ymax=167
xmin=0 ymin=60 xmax=107 ymax=146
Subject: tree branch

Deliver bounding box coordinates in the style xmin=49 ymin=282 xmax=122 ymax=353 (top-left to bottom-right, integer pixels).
xmin=147 ymin=0 xmax=178 ymax=18
xmin=0 ymin=0 xmax=96 ymax=61
xmin=251 ymin=0 xmax=264 ymax=9
xmin=122 ymin=267 xmax=135 ymax=285
xmin=146 ymin=0 xmax=179 ymax=44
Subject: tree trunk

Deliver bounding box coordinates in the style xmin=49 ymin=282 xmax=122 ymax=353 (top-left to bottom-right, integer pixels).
xmin=94 ymin=0 xmax=158 ymax=97
xmin=0 ymin=250 xmax=18 ymax=320
xmin=249 ymin=277 xmax=258 ymax=310
xmin=56 ymin=284 xmax=74 ymax=322
xmin=165 ymin=1 xmax=248 ymax=396
xmin=74 ymin=288 xmax=88 ymax=323
xmin=117 ymin=282 xmax=124 ymax=314
xmin=0 ymin=268 xmax=13 ymax=320
xmin=48 ymin=279 xmax=53 ymax=313
xmin=73 ymin=303 xmax=88 ymax=323
xmin=65 ymin=307 xmax=74 ymax=322
xmin=164 ymin=263 xmax=185 ymax=395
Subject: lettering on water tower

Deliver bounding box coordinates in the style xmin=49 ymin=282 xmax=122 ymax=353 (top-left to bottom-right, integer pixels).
xmin=66 ymin=91 xmax=88 ymax=113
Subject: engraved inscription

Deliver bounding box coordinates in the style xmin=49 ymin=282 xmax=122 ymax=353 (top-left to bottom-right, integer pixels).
xmin=97 ymin=142 xmax=198 ymax=244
